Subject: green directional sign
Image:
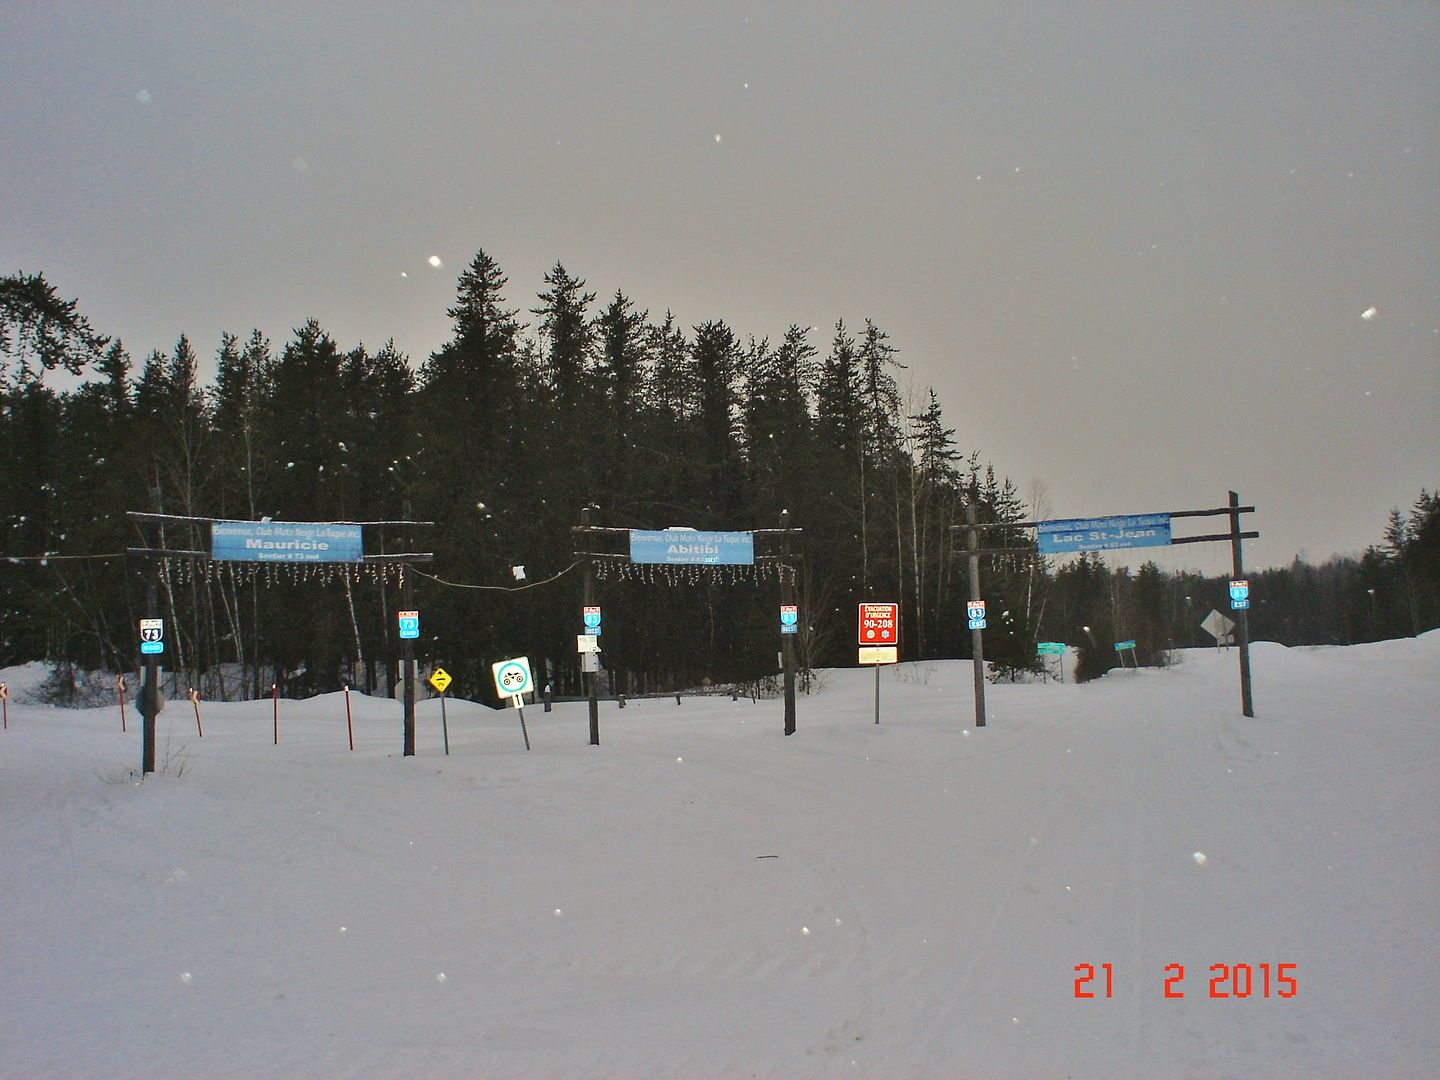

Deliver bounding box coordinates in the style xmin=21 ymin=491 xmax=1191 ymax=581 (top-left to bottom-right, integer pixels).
xmin=1036 ymin=642 xmax=1066 ymax=655
xmin=1114 ymin=639 xmax=1137 ymax=652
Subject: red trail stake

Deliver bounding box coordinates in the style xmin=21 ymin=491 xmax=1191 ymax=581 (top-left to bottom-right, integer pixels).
xmin=117 ymin=674 xmax=127 ymax=733
xmin=272 ymin=682 xmax=279 ymax=745
xmin=188 ymin=687 xmax=203 ymax=737
xmin=0 ymin=682 xmax=8 ymax=730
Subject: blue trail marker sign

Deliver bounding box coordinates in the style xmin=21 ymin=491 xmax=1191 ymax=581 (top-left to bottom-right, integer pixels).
xmin=139 ymin=618 xmax=164 ymax=655
xmin=1229 ymin=579 xmax=1250 ymax=610
xmin=1036 ymin=514 xmax=1171 ymax=555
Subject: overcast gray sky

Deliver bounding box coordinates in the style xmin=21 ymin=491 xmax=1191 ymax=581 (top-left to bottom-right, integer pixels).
xmin=4 ymin=1 xmax=1437 ymax=573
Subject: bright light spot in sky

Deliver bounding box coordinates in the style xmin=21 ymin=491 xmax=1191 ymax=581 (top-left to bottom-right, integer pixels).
xmin=428 ymin=255 xmax=442 ymax=268
xmin=135 ymin=88 xmax=150 ymax=104
xmin=714 ymin=133 xmax=723 ymax=143
xmin=743 ymin=82 xmax=749 ymax=90
xmin=1361 ymin=306 xmax=1377 ymax=320
xmin=399 ymin=272 xmax=407 ymax=279
xmin=1193 ymin=851 xmax=1208 ymax=865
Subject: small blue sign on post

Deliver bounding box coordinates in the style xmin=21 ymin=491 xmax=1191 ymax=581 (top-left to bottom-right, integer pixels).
xmin=780 ymin=604 xmax=798 ymax=634
xmin=1037 ymin=513 xmax=1172 ymax=555
xmin=139 ymin=618 xmax=164 ymax=655
xmin=1229 ymin=579 xmax=1250 ymax=610
xmin=966 ymin=600 xmax=987 ymax=630
xmin=583 ymin=606 xmax=602 ymax=633
xmin=397 ymin=610 xmax=419 ymax=640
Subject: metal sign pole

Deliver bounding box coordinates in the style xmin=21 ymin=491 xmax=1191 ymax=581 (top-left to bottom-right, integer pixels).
xmin=966 ymin=503 xmax=987 ymax=727
xmin=440 ymin=691 xmax=449 ymax=756
xmin=514 ymin=694 xmax=531 ymax=751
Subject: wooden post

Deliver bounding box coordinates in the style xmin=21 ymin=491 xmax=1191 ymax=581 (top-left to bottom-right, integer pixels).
xmin=343 ymin=682 xmax=354 ymax=751
xmin=272 ymin=682 xmax=278 ymax=745
xmin=966 ymin=502 xmax=987 ymax=727
xmin=402 ymin=503 xmax=416 ymax=757
xmin=779 ymin=510 xmax=797 ymax=736
xmin=188 ymin=687 xmax=202 ymax=737
xmin=1229 ymin=491 xmax=1255 ymax=717
xmin=142 ymin=563 xmax=160 ymax=774
xmin=581 ymin=506 xmax=600 ymax=746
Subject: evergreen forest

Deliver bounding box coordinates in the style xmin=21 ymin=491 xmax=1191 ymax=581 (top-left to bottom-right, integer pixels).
xmin=3 ymin=259 xmax=1437 ymax=704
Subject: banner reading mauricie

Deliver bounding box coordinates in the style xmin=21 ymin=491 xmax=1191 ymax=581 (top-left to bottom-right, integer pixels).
xmin=211 ymin=520 xmax=364 ymax=563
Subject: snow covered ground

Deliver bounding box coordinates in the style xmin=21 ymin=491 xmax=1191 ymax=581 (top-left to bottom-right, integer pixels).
xmin=2 ymin=637 xmax=1437 ymax=1079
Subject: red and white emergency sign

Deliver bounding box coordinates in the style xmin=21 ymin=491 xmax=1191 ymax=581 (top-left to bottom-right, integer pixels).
xmin=857 ymin=602 xmax=899 ymax=646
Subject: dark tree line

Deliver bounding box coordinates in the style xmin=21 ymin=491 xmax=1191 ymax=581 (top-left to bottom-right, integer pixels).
xmin=3 ymin=263 xmax=1437 ymax=701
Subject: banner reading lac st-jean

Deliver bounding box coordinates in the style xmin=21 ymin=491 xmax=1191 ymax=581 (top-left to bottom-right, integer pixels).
xmin=211 ymin=520 xmax=363 ymax=563
xmin=1036 ymin=513 xmax=1171 ymax=555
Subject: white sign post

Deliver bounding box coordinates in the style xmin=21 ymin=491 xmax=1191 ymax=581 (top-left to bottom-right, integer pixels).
xmin=491 ymin=657 xmax=534 ymax=750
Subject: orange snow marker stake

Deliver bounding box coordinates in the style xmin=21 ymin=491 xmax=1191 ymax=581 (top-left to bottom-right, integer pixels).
xmin=117 ymin=674 xmax=128 ymax=732
xmin=272 ymin=683 xmax=279 ymax=745
xmin=0 ymin=682 xmax=8 ymax=729
xmin=188 ymin=687 xmax=203 ymax=738
xmin=342 ymin=682 xmax=354 ymax=751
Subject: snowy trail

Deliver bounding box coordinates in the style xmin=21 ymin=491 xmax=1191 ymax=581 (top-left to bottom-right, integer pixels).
xmin=1 ymin=640 xmax=1437 ymax=1078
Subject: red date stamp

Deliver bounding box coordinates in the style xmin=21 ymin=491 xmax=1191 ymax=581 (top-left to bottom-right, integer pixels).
xmin=1074 ymin=962 xmax=1297 ymax=999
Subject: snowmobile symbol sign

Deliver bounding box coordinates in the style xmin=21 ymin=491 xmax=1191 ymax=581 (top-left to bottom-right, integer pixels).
xmin=491 ymin=657 xmax=533 ymax=699
xmin=139 ymin=618 xmax=164 ymax=655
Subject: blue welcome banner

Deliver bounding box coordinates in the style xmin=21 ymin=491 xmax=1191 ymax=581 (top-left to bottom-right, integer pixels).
xmin=629 ymin=530 xmax=755 ymax=565
xmin=211 ymin=520 xmax=364 ymax=563
xmin=1036 ymin=513 xmax=1171 ymax=555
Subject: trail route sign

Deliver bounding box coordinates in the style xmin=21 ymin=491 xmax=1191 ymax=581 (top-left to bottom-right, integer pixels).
xmin=780 ymin=605 xmax=798 ymax=634
xmin=1230 ymin=579 xmax=1250 ymax=610
xmin=428 ymin=667 xmax=452 ymax=694
xmin=858 ymin=603 xmax=899 ymax=646
xmin=139 ymin=618 xmax=164 ymax=655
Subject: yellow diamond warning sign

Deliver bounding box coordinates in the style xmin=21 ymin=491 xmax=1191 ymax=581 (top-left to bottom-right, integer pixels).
xmin=428 ymin=667 xmax=452 ymax=694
